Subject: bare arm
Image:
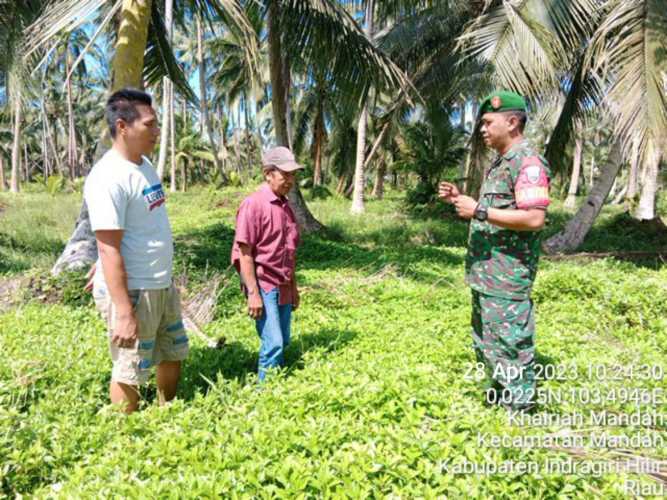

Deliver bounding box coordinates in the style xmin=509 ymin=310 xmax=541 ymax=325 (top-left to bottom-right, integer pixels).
xmin=95 ymin=229 xmax=137 ymax=347
xmin=238 ymin=243 xmax=263 ymax=319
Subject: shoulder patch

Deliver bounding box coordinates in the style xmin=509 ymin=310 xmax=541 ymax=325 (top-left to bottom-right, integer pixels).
xmin=524 ymin=165 xmax=542 ymax=184
xmin=520 ymin=155 xmax=542 ymax=167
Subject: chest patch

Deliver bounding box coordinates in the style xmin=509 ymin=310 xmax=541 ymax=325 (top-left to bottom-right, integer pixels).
xmin=142 ymin=183 xmax=166 ymax=211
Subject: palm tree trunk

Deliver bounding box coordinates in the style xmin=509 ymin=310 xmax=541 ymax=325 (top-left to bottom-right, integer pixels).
xmin=66 ymin=47 xmax=78 ymax=180
xmin=157 ymin=80 xmax=172 ymax=180
xmin=24 ymin=144 xmax=30 ymax=182
xmin=180 ymin=157 xmax=186 ymax=192
xmin=350 ymin=0 xmax=374 ymax=215
xmin=243 ymin=92 xmax=253 ymax=176
xmin=42 ymin=109 xmax=50 ymax=179
xmin=312 ymin=104 xmax=324 ymax=186
xmin=112 ymin=0 xmax=153 ymax=91
xmin=633 ymin=146 xmax=660 ymax=220
xmin=218 ymin=105 xmax=228 ymax=179
xmin=335 ymin=174 xmax=345 ymax=195
xmin=625 ymin=136 xmax=640 ymax=211
xmin=364 ymin=121 xmax=388 ymax=170
xmin=268 ymin=1 xmax=289 ymax=148
xmin=543 ymin=140 xmax=623 ymax=254
xmin=43 ymin=105 xmax=63 ymax=176
xmin=234 ymin=131 xmax=242 ymax=173
xmin=53 ymin=0 xmax=154 ymax=275
xmin=612 ymin=183 xmax=628 ymax=204
xmin=170 ymin=86 xmax=176 ymax=193
xmin=267 ymin=0 xmax=322 ymax=232
xmin=10 ymin=94 xmax=21 ymax=193
xmin=156 ymin=0 xmax=173 ymax=180
xmin=588 ymin=131 xmax=599 ymax=190
xmin=182 ymin=98 xmax=187 ymax=128
xmin=564 ymin=134 xmax=583 ymax=210
xmin=283 ymin=58 xmax=293 ymax=149
xmin=197 ymin=13 xmax=223 ymax=179
xmin=371 ymin=159 xmax=386 ymax=199
xmin=0 ymin=155 xmax=6 ymax=191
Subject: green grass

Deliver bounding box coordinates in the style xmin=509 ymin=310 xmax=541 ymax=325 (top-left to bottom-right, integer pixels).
xmin=0 ymin=192 xmax=81 ymax=274
xmin=1 ymin=186 xmax=666 ymax=498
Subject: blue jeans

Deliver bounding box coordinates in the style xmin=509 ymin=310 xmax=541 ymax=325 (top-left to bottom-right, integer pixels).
xmin=256 ymin=287 xmax=292 ymax=381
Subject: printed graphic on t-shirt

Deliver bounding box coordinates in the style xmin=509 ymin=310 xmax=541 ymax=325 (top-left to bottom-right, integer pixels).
xmin=142 ymin=183 xmax=166 ymax=211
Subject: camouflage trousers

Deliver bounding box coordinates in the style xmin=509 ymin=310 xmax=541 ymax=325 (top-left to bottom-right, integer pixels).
xmin=471 ymin=290 xmax=535 ymax=410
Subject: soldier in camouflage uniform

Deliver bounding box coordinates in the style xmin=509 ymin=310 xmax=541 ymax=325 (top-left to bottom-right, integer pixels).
xmin=439 ymin=91 xmax=550 ymax=412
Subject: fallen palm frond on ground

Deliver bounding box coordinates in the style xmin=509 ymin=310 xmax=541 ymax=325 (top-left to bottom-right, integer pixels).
xmin=544 ymin=251 xmax=667 ymax=262
xmin=176 ymin=268 xmax=232 ymax=349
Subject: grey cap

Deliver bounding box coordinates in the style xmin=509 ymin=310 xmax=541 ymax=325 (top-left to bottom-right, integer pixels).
xmin=262 ymin=146 xmax=303 ymax=172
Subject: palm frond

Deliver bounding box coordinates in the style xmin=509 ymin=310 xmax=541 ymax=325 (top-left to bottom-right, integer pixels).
xmin=22 ymin=0 xmax=111 ymax=59
xmin=457 ymin=0 xmax=563 ymax=97
xmin=588 ymin=0 xmax=667 ymax=163
xmin=541 ymin=0 xmax=602 ymax=54
xmin=545 ymin=50 xmax=604 ymax=173
xmin=280 ymin=0 xmax=413 ymax=108
xmin=292 ymin=89 xmax=319 ymax=155
xmin=144 ymin=1 xmax=198 ymax=104
xmin=62 ymin=3 xmax=122 ymax=87
xmin=196 ymin=0 xmax=261 ymax=86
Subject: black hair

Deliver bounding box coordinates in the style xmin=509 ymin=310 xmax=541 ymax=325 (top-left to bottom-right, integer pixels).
xmin=105 ymin=88 xmax=152 ymax=138
xmin=505 ymin=110 xmax=527 ymax=132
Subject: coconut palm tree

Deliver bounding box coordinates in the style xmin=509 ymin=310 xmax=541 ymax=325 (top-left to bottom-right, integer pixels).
xmin=0 ymin=0 xmax=52 ymax=193
xmin=292 ymin=70 xmax=339 ymax=187
xmin=264 ymin=0 xmax=413 ymax=231
xmin=208 ymin=1 xmax=266 ymax=180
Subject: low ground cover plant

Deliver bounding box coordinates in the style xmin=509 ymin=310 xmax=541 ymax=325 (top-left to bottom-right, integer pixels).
xmin=1 ymin=188 xmax=665 ymax=497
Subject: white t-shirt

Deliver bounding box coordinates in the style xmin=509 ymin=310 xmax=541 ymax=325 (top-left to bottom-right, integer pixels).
xmin=84 ymin=148 xmax=173 ymax=290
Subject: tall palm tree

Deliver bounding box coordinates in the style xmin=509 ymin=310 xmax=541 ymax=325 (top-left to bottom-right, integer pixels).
xmin=350 ymin=0 xmax=375 ymax=215
xmin=156 ymin=0 xmax=174 ymax=181
xmin=0 ymin=0 xmax=51 ymax=193
xmin=292 ymin=70 xmax=336 ymax=187
xmin=265 ymin=0 xmax=413 ymax=231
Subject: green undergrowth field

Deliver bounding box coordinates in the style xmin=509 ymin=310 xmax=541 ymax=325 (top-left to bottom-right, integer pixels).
xmin=1 ymin=187 xmax=666 ymax=498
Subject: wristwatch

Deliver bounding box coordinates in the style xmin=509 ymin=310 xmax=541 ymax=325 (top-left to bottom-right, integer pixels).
xmin=473 ymin=204 xmax=488 ymax=222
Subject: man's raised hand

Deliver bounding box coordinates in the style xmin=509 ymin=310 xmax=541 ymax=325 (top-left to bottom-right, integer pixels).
xmin=438 ymin=181 xmax=460 ymax=203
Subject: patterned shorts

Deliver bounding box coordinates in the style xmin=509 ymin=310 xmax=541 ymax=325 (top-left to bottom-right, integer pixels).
xmin=93 ymin=284 xmax=189 ymax=385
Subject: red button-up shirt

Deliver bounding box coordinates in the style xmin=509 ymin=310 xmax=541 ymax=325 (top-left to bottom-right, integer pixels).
xmin=231 ymin=184 xmax=300 ymax=305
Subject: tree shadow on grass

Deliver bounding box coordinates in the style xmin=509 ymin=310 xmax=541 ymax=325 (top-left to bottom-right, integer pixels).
xmin=542 ymin=210 xmax=667 ymax=269
xmin=173 ymin=222 xmax=236 ymax=276
xmin=408 ymin=203 xmax=666 ymax=270
xmin=0 ymin=232 xmax=65 ymax=274
xmin=284 ymin=328 xmax=357 ymax=373
xmin=174 ymin=220 xmax=464 ymax=288
xmin=179 ymin=328 xmax=357 ymax=400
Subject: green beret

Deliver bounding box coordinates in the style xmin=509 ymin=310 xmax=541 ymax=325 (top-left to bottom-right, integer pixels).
xmin=479 ymin=90 xmax=527 ymax=115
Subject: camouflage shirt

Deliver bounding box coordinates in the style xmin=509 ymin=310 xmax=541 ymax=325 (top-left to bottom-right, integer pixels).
xmin=465 ymin=140 xmax=551 ymax=300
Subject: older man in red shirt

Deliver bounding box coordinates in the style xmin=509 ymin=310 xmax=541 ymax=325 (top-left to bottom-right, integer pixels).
xmin=231 ymin=146 xmax=302 ymax=381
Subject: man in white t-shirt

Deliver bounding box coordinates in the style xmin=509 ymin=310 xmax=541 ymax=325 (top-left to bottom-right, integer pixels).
xmin=84 ymin=88 xmax=188 ymax=413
